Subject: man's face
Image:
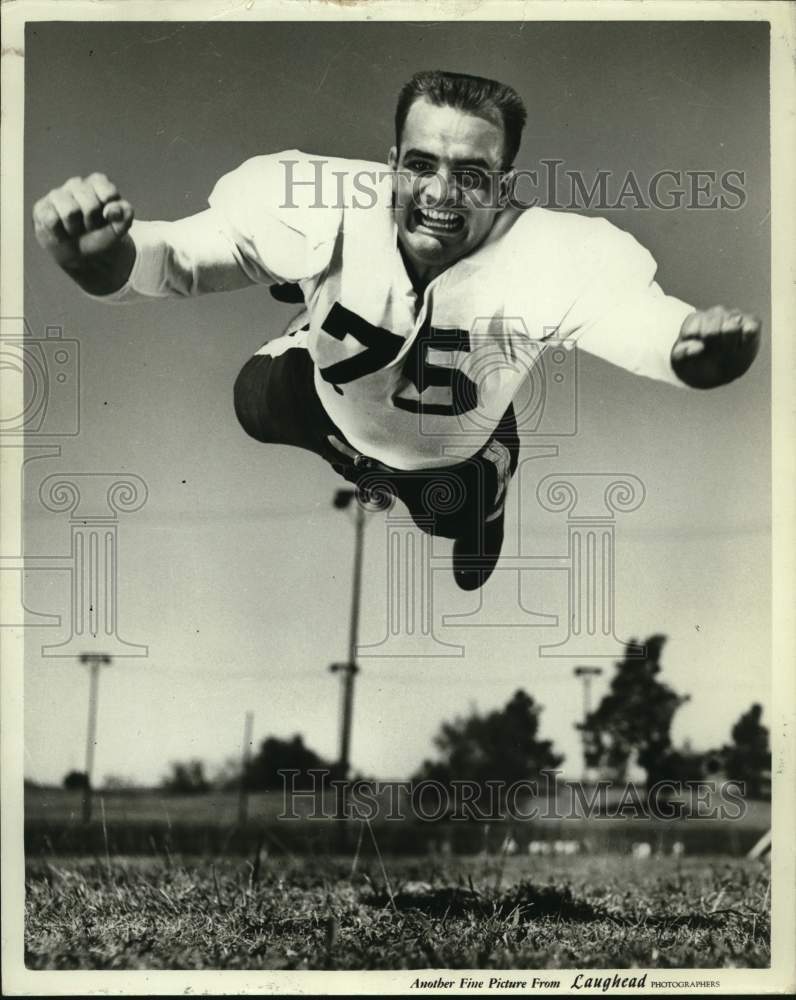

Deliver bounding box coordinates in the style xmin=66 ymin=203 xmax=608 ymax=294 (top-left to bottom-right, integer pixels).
xmin=389 ymin=98 xmax=509 ymax=278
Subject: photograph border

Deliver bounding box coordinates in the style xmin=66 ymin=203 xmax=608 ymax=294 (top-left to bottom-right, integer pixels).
xmin=2 ymin=1 xmax=794 ymax=996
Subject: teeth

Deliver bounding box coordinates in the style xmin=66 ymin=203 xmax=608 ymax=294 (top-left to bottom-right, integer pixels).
xmin=418 ymin=208 xmax=462 ymax=233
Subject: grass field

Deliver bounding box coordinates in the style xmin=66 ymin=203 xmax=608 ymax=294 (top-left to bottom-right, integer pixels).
xmin=25 ymin=853 xmax=770 ymax=970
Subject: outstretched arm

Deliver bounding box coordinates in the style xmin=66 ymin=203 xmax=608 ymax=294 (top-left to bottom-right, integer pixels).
xmin=563 ymin=219 xmax=761 ymax=390
xmin=33 ymin=173 xmax=256 ymax=300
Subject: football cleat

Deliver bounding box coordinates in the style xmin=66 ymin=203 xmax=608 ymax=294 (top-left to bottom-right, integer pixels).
xmin=452 ymin=509 xmax=505 ymax=591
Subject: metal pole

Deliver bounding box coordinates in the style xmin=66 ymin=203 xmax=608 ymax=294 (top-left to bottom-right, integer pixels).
xmin=80 ymin=654 xmax=111 ymax=823
xmin=338 ymin=503 xmax=365 ymax=778
xmin=574 ymin=666 xmax=602 ymax=782
xmin=238 ymin=711 xmax=254 ymax=826
xmin=347 ymin=501 xmax=365 ymax=664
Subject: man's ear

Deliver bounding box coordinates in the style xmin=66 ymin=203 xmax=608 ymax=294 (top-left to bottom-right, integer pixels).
xmin=387 ymin=147 xmax=399 ymax=209
xmin=498 ymin=168 xmax=516 ymax=207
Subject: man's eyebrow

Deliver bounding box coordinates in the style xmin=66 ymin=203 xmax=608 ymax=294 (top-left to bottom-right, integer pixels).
xmin=402 ymin=148 xmax=438 ymax=162
xmin=452 ymin=158 xmax=493 ymax=171
xmin=401 ymin=149 xmax=495 ymax=171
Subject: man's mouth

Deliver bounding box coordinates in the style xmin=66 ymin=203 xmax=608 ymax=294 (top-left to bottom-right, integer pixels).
xmin=414 ymin=207 xmax=465 ymax=235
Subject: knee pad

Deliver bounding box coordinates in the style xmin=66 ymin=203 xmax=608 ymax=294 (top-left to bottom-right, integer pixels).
xmin=233 ymin=355 xmax=273 ymax=443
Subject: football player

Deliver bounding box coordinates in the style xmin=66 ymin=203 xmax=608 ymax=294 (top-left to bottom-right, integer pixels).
xmin=32 ymin=70 xmax=761 ymax=590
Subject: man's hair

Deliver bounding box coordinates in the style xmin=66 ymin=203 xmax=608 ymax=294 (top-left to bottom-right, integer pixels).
xmin=394 ymin=70 xmax=527 ymax=169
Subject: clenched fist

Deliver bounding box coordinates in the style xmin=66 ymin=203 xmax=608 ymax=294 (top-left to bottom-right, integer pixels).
xmin=671 ymin=305 xmax=761 ymax=389
xmin=32 ymin=174 xmax=136 ymax=294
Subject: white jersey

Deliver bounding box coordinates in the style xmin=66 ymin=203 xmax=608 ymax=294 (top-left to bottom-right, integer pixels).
xmin=100 ymin=150 xmax=694 ymax=470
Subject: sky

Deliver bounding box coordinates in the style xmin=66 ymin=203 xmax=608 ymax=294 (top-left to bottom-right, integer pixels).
xmin=18 ymin=20 xmax=771 ymax=786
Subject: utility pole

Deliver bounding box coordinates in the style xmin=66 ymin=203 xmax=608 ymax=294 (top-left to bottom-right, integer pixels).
xmin=238 ymin=711 xmax=254 ymax=826
xmin=573 ymin=665 xmax=602 ymax=781
xmin=330 ymin=489 xmax=366 ymax=780
xmin=79 ymin=653 xmax=112 ymax=823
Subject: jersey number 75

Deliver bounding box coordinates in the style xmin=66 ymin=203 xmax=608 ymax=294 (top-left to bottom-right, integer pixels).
xmin=318 ymin=302 xmax=479 ymax=417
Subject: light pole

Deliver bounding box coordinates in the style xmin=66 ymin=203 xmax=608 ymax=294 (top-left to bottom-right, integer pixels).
xmin=330 ymin=488 xmax=366 ymax=780
xmin=573 ymin=665 xmax=602 ymax=781
xmin=238 ymin=711 xmax=254 ymax=826
xmin=79 ymin=652 xmax=112 ymax=823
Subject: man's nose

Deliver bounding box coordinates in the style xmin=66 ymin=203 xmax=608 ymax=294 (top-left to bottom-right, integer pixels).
xmin=419 ymin=169 xmax=460 ymax=207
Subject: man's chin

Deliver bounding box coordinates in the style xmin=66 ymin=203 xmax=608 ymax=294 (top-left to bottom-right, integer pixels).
xmin=404 ymin=229 xmax=461 ymax=262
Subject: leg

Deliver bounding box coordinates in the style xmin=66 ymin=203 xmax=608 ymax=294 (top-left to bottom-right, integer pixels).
xmin=233 ymin=325 xmax=349 ymax=467
xmin=375 ymin=407 xmax=519 ymax=590
xmin=387 ymin=405 xmax=519 ymax=537
xmin=450 ymin=406 xmax=519 ymax=590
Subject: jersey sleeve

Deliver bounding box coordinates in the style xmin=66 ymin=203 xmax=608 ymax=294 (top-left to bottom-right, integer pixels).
xmin=88 ymin=151 xmax=343 ymax=303
xmin=91 ymin=211 xmax=255 ymax=302
xmin=559 ymin=218 xmax=694 ymax=388
xmin=207 ymin=150 xmax=343 ymax=284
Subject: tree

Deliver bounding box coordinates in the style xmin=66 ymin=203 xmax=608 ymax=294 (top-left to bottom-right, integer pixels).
xmin=161 ymin=759 xmax=210 ymax=794
xmin=244 ymin=735 xmax=331 ymax=791
xmin=102 ymin=774 xmax=136 ymax=791
xmin=659 ymin=738 xmax=708 ymax=784
xmin=720 ymin=703 xmax=770 ymax=799
xmin=62 ymin=770 xmax=89 ymax=790
xmin=579 ymin=635 xmax=689 ymax=788
xmin=413 ymin=689 xmax=564 ymax=807
xmin=211 ymin=755 xmax=244 ymax=791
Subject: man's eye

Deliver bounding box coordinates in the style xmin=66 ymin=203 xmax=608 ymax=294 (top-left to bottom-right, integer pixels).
xmin=406 ymin=159 xmax=433 ymax=173
xmin=455 ymin=170 xmax=488 ymax=188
